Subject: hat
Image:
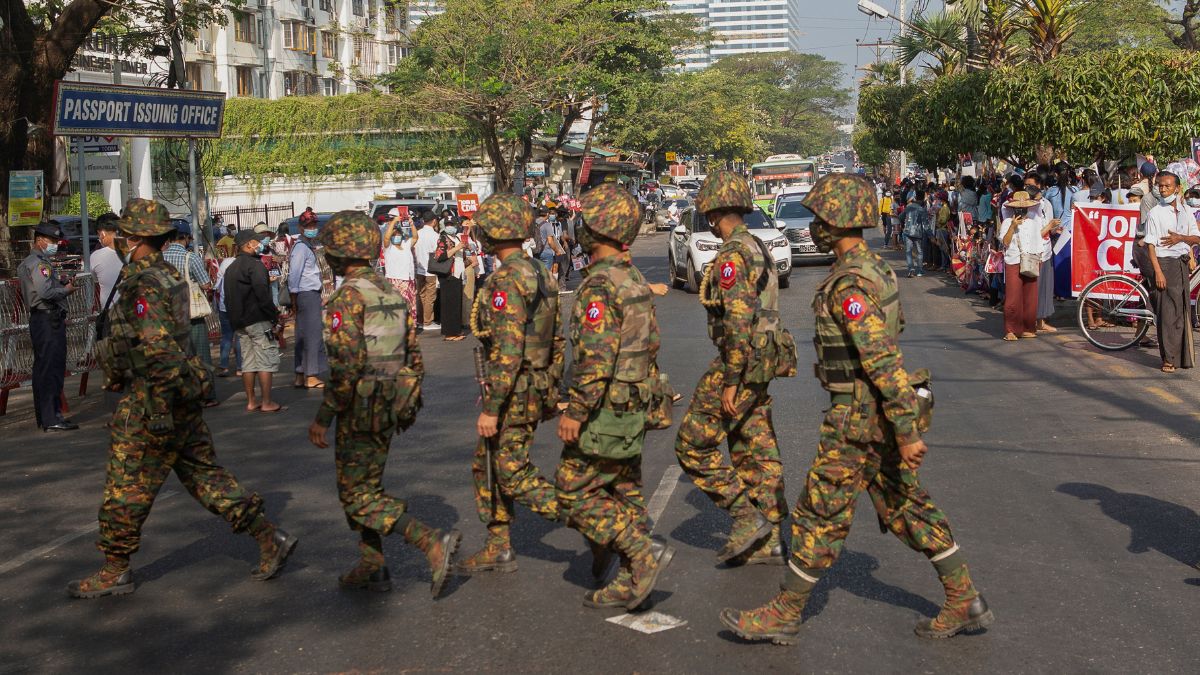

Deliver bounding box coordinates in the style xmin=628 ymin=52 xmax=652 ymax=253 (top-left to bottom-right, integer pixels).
xmin=253 ymin=221 xmax=270 ymax=234
xmin=1128 ymin=185 xmax=1145 ymax=197
xmin=388 ymin=207 xmax=402 ymax=218
xmin=33 ymin=222 xmax=62 ymax=240
xmin=1139 ymin=162 xmax=1158 ymax=177
xmin=119 ymin=198 xmax=174 ymax=236
xmin=235 ymin=230 xmax=260 ymax=248
xmin=1007 ymin=191 xmax=1039 ymax=208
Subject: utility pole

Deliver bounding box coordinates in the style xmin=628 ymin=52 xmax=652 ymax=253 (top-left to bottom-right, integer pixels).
xmin=897 ymin=0 xmax=907 ymax=179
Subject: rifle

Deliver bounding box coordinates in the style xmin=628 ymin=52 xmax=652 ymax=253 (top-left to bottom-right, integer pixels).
xmin=473 ymin=346 xmax=497 ymax=515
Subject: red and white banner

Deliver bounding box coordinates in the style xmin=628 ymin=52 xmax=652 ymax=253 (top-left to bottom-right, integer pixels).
xmin=456 ymin=193 xmax=479 ymax=217
xmin=1070 ymin=203 xmax=1140 ymax=296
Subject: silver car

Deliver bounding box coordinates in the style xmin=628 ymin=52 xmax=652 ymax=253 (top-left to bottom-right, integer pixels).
xmin=773 ymin=198 xmax=833 ymax=265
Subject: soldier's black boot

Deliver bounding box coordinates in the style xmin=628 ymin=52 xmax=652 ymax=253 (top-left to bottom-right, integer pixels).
xmin=914 ymin=549 xmax=994 ymax=639
xmin=249 ymin=516 xmax=298 ymax=581
xmin=455 ymin=524 xmax=517 ymax=575
xmin=719 ymin=566 xmax=814 ymax=646
xmin=731 ymin=524 xmax=785 ymax=567
xmin=399 ymin=514 xmax=461 ymax=599
xmin=67 ymin=555 xmax=134 ymax=599
xmin=718 ymin=493 xmax=771 ymax=563
xmin=340 ymin=531 xmax=392 ymax=592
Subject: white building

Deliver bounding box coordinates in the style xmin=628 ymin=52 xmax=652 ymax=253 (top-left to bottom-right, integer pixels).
xmin=667 ymin=0 xmax=800 ymax=71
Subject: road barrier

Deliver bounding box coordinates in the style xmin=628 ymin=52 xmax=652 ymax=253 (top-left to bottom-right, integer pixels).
xmin=0 ymin=273 xmax=99 ymax=416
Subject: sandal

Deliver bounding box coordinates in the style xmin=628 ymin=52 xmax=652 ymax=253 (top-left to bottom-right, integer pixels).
xmin=1002 ymin=333 xmax=1019 ymax=341
xmin=1019 ymin=332 xmax=1038 ymax=339
xmin=304 ymin=378 xmax=325 ymax=389
xmin=258 ymin=404 xmax=288 ymax=413
xmin=1161 ymin=363 xmax=1176 ymax=373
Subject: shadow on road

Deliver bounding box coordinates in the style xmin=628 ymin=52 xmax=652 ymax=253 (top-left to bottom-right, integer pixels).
xmin=1057 ymin=482 xmax=1200 ymax=571
xmin=805 ymin=549 xmax=942 ymax=620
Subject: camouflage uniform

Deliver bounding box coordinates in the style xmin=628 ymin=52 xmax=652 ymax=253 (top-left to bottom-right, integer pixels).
xmin=68 ymin=199 xmax=296 ymax=599
xmin=457 ymin=194 xmax=564 ymax=573
xmin=675 ymin=170 xmax=795 ymax=565
xmin=557 ymin=184 xmax=675 ymax=610
xmin=316 ymin=211 xmax=460 ymax=596
xmin=720 ymin=174 xmax=993 ymax=644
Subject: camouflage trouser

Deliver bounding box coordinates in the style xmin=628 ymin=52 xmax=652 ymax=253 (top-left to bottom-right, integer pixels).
xmin=98 ymin=395 xmax=264 ymax=557
xmin=789 ymin=403 xmax=955 ymax=575
xmin=335 ymin=417 xmax=408 ymax=535
xmin=555 ymin=449 xmax=647 ymax=546
xmin=674 ymin=358 xmax=785 ymax=523
xmin=471 ymin=422 xmax=560 ymax=526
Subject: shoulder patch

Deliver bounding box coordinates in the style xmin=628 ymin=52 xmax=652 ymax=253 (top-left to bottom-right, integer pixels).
xmin=719 ymin=260 xmax=737 ymax=290
xmin=584 ymin=300 xmax=605 ymax=325
xmin=330 ymin=311 xmax=343 ymax=333
xmin=134 ymin=297 xmax=149 ymax=318
xmin=491 ymin=290 xmax=508 ymax=311
xmin=39 ymin=265 xmax=50 ymax=278
xmin=842 ymin=294 xmax=867 ymax=321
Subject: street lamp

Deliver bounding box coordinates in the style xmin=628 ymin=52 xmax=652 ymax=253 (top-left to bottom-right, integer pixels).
xmin=856 ymin=0 xmax=890 ymax=20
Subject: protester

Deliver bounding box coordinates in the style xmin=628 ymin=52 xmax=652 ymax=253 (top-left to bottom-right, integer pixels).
xmin=226 ymin=230 xmax=284 ymax=412
xmin=901 ymin=191 xmax=927 ymax=277
xmin=215 ymin=223 xmax=237 ymax=258
xmin=460 ymin=217 xmax=484 ymax=326
xmin=433 ymin=218 xmax=468 ymax=341
xmin=1019 ymin=173 xmax=1060 ymax=333
xmin=999 ymin=191 xmax=1042 ymax=341
xmin=413 ymin=211 xmax=440 ymax=330
xmin=91 ymin=213 xmax=124 ymax=309
xmin=163 ymin=220 xmax=218 ymax=407
xmin=1144 ymin=172 xmax=1198 ymax=372
xmin=288 ymin=212 xmax=328 ymax=388
xmin=382 ymin=209 xmax=418 ymax=323
xmin=215 ymin=253 xmax=242 ymax=377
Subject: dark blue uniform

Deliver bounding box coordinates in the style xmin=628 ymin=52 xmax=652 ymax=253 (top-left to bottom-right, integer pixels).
xmin=17 ymin=246 xmax=72 ymax=429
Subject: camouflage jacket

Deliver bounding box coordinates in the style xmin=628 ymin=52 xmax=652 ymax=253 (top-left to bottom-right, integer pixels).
xmin=564 ymin=253 xmax=661 ymax=423
xmin=316 ymin=266 xmax=423 ymax=426
xmin=818 ymin=241 xmax=921 ymax=445
xmin=704 ymin=223 xmax=768 ymax=388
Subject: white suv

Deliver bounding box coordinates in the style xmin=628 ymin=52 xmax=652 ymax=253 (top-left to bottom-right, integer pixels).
xmin=667 ymin=205 xmax=791 ymax=291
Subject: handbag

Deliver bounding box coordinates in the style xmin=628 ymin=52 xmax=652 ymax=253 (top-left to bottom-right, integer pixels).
xmin=1015 ymin=231 xmax=1040 ymax=278
xmin=183 ymin=257 xmax=214 ymax=319
xmin=427 ymin=235 xmax=455 ymax=276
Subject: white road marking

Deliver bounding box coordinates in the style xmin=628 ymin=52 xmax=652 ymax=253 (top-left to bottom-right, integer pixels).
xmin=0 ymin=490 xmax=177 ymax=576
xmin=606 ymin=611 xmax=688 ymax=634
xmin=646 ymin=465 xmax=682 ymax=533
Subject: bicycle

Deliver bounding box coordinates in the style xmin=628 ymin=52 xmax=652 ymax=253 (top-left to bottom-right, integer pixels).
xmin=1077 ymin=264 xmax=1200 ymax=350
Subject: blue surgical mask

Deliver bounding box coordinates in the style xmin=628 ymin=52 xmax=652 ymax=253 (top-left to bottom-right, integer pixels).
xmin=43 ymin=243 xmax=58 ymax=256
xmin=392 ymin=235 xmax=403 ymax=245
xmin=1161 ymin=192 xmax=1177 ymax=204
xmin=1186 ymin=198 xmax=1200 ymax=208
xmin=303 ymin=228 xmax=318 ymax=239
xmin=257 ymin=242 xmax=267 ymax=254
xmin=444 ymin=225 xmax=458 ymax=236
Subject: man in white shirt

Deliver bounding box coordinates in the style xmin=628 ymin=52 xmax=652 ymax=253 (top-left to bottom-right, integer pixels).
xmin=1144 ymin=172 xmax=1197 ymax=371
xmin=413 ymin=211 xmax=441 ymax=330
xmin=91 ymin=214 xmax=124 ymax=308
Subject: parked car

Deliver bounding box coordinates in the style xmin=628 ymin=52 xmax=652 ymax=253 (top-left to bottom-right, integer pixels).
xmin=772 ymin=197 xmax=834 ymax=265
xmin=367 ymin=198 xmax=459 ymax=225
xmin=278 ymin=212 xmax=336 ymax=243
xmin=667 ymin=205 xmax=791 ymax=292
xmin=769 ymin=185 xmax=811 ymax=216
xmin=655 ymin=198 xmax=691 ymax=231
xmin=46 ymin=215 xmax=98 ymax=257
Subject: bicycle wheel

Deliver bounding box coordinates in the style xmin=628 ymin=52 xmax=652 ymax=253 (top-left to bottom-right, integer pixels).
xmin=1077 ymin=274 xmax=1152 ymax=351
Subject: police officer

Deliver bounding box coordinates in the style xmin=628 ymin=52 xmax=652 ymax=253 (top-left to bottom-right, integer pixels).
xmin=456 ymin=194 xmax=566 ymax=574
xmin=556 ymin=184 xmax=674 ymax=610
xmin=18 ymin=221 xmax=79 ymax=431
xmin=308 ymin=211 xmax=460 ymax=597
xmin=674 ymin=170 xmax=796 ymax=566
xmin=720 ymin=174 xmax=993 ymax=643
xmin=68 ymin=199 xmax=296 ymax=599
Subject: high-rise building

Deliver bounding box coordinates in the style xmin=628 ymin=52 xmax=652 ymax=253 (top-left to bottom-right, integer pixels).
xmin=667 ymin=0 xmax=799 ymax=71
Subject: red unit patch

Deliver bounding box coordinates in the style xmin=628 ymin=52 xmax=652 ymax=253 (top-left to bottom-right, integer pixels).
xmin=719 ymin=261 xmax=736 ymax=289
xmin=584 ymin=301 xmax=605 ymax=324
xmin=492 ymin=291 xmax=508 ymax=311
xmin=842 ymin=295 xmax=867 ymax=321
xmin=134 ymin=297 xmax=149 ymax=318
xmin=330 ymin=311 xmax=343 ymax=332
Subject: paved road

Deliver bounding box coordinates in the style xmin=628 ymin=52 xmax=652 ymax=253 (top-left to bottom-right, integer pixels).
xmin=2 ymin=232 xmax=1198 ymax=673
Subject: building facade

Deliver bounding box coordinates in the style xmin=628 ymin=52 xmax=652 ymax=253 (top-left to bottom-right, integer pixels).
xmin=667 ymin=0 xmax=800 ymax=71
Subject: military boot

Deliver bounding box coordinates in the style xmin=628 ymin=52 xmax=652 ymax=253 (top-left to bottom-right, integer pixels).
xmin=914 ymin=552 xmax=994 ymax=639
xmin=583 ymin=562 xmax=633 ymax=609
xmin=718 ymin=494 xmax=772 ymax=563
xmin=612 ymin=528 xmax=675 ymax=611
xmin=719 ymin=571 xmax=814 ymax=646
xmin=456 ymin=524 xmax=517 ymax=575
xmin=400 ymin=515 xmax=462 ymax=599
xmin=67 ymin=556 xmax=134 ymax=599
xmin=587 ymin=535 xmax=616 ymax=581
xmin=340 ymin=532 xmax=392 ymax=592
xmin=249 ymin=517 xmax=299 ymax=581
xmin=731 ymin=524 xmax=784 ymax=567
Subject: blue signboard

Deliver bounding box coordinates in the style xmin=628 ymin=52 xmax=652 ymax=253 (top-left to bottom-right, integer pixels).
xmin=52 ymin=81 xmax=225 ymax=138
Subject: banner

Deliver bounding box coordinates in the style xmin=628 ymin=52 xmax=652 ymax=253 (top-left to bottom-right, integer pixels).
xmin=1070 ymin=202 xmax=1141 ymax=296
xmin=456 ymin=193 xmax=479 ymax=217
xmin=7 ymin=170 xmax=44 ymax=226
xmin=52 ymin=81 xmax=225 ymax=138
xmin=578 ymin=156 xmax=594 ymax=185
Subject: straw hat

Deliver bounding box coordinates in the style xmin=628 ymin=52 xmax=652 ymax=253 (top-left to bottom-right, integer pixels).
xmin=1007 ymin=191 xmax=1038 ymax=208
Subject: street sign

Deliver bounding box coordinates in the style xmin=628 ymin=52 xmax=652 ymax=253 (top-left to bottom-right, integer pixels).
xmin=80 ymin=153 xmax=121 ymax=180
xmin=7 ymin=170 xmax=44 ymax=226
xmin=525 ymin=162 xmax=546 ymax=177
xmin=456 ymin=193 xmax=479 ymax=217
xmin=665 ymin=152 xmax=677 ymax=162
xmin=70 ymin=135 xmax=120 ymax=154
xmin=52 ymin=81 xmax=226 ymax=138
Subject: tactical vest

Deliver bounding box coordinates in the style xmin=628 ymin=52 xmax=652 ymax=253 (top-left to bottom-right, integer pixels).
xmin=702 ymin=230 xmax=781 ymax=343
xmin=583 ymin=261 xmax=655 ymax=409
xmin=811 ymin=251 xmax=902 ymax=394
xmin=99 ymin=262 xmax=189 ymax=380
xmin=472 ymin=256 xmax=559 ymax=371
xmin=342 ymin=277 xmax=408 ymax=379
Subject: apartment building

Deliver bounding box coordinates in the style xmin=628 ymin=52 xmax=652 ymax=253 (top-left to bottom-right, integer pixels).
xmin=667 ymin=0 xmax=800 ymax=71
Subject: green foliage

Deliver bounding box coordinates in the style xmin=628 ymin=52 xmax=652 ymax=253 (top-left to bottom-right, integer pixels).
xmin=63 ymin=192 xmax=112 ymax=219
xmin=26 ymin=0 xmax=237 ymax=56
xmin=852 ymin=127 xmax=889 ymax=169
xmin=857 ymin=49 xmax=1200 ymax=167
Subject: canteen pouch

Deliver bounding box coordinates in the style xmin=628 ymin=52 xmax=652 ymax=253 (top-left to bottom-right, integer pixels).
xmin=353 ymin=380 xmax=386 ymax=433
xmin=645 ymin=370 xmax=674 ymax=431
xmin=392 ymin=367 xmax=423 ymax=432
xmin=837 ymin=379 xmax=882 ymax=444
xmin=742 ymin=332 xmax=776 ymax=385
xmin=773 ymin=329 xmax=798 ymax=378
xmin=909 ymin=367 xmax=934 ymax=434
xmin=577 ymin=407 xmax=647 ymax=460
xmin=506 ymin=372 xmax=540 ymax=426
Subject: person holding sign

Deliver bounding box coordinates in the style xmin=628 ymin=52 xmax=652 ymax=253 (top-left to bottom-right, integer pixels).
xmin=1144 ymin=172 xmax=1198 ymax=372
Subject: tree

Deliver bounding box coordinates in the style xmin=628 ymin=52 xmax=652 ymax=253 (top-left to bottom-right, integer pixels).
xmin=1069 ymin=0 xmax=1172 ymax=51
xmin=1165 ymin=0 xmax=1200 ymax=49
xmin=894 ymin=11 xmax=968 ymax=76
xmin=858 ymin=61 xmax=909 ymax=87
xmin=852 ymin=127 xmax=889 ymax=172
xmin=1021 ymin=0 xmax=1085 ymax=62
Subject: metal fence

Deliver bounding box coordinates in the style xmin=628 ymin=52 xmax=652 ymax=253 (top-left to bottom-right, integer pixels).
xmin=210 ymin=203 xmax=296 ymax=233
xmin=0 ymin=273 xmax=100 ymax=415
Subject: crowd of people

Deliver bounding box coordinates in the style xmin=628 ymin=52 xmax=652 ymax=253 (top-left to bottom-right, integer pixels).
xmin=877 ymin=158 xmax=1199 ymax=372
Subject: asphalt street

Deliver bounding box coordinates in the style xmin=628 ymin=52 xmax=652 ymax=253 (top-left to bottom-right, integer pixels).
xmin=1 ymin=231 xmax=1198 ymax=674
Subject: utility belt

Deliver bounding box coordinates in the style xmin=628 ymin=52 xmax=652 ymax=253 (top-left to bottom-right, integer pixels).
xmin=30 ymin=307 xmax=66 ymax=317
xmin=825 ymin=368 xmax=935 ymax=435
xmin=351 ymin=368 xmax=423 ymax=434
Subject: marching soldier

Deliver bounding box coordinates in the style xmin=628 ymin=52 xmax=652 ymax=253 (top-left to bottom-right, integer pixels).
xmin=720 ymin=174 xmax=993 ymax=644
xmin=556 ymin=184 xmax=675 ymax=610
xmin=456 ymin=194 xmax=566 ymax=574
xmin=308 ymin=211 xmax=460 ymax=597
xmin=17 ymin=221 xmax=79 ymax=431
xmin=674 ymin=170 xmax=796 ymax=566
xmin=68 ymin=199 xmax=296 ymax=598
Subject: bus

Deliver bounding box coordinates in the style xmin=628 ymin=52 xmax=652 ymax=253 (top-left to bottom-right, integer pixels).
xmin=749 ymin=155 xmax=818 ymax=211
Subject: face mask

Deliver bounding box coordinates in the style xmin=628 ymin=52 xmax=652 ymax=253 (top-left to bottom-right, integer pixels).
xmin=443 ymin=225 xmax=458 ymax=236
xmin=257 ymin=242 xmax=267 ymax=255
xmin=1161 ymin=192 xmax=1177 ymax=204
xmin=1186 ymin=198 xmax=1200 ymax=208
xmin=810 ymin=221 xmax=837 ymax=254
xmin=1151 ymin=186 xmax=1162 ymax=199
xmin=44 ymin=243 xmax=59 ymax=256
xmin=391 ymin=235 xmax=403 ymax=245
xmin=303 ymin=228 xmax=318 ymax=239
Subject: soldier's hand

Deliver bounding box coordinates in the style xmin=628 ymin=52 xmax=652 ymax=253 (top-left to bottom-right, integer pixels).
xmin=309 ymin=421 xmax=329 ymax=448
xmin=648 ymin=282 xmax=669 ymax=296
xmin=477 ymin=413 xmax=499 ymax=438
xmin=558 ymin=415 xmax=582 ymax=444
xmin=899 ymin=439 xmax=928 ymax=469
xmin=720 ymin=385 xmax=739 ymax=418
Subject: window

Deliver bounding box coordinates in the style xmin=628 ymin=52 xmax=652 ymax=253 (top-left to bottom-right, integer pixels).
xmin=321 ymin=32 xmax=337 ymax=59
xmin=352 ymin=0 xmax=364 ymax=16
xmin=235 ymin=66 xmax=256 ymax=97
xmin=282 ymin=21 xmax=316 ymax=53
xmin=185 ymin=62 xmax=204 ymax=90
xmin=322 ymin=78 xmax=338 ymax=97
xmin=320 ymin=0 xmax=332 ymax=10
xmin=385 ymin=43 xmax=407 ymax=65
xmin=284 ymin=71 xmax=318 ymax=96
xmin=234 ymin=12 xmax=254 ymax=44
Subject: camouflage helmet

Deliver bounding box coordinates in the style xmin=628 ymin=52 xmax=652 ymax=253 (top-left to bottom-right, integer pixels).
xmin=580 ymin=183 xmax=640 ymax=246
xmin=801 ymin=174 xmax=879 ymax=229
xmin=695 ymin=170 xmax=754 ymax=215
xmin=119 ymin=198 xmax=174 ymax=237
xmin=474 ymin=193 xmax=534 ymax=243
xmin=318 ymin=210 xmax=381 ymax=259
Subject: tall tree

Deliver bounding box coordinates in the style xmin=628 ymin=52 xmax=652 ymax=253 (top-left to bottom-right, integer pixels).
xmin=894 ymin=11 xmax=968 ymax=76
xmin=1165 ymin=0 xmax=1200 ymax=49
xmin=1021 ymin=0 xmax=1085 ymax=62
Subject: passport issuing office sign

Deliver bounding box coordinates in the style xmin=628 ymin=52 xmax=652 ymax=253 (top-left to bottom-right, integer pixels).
xmin=52 ymin=81 xmax=226 ymax=138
